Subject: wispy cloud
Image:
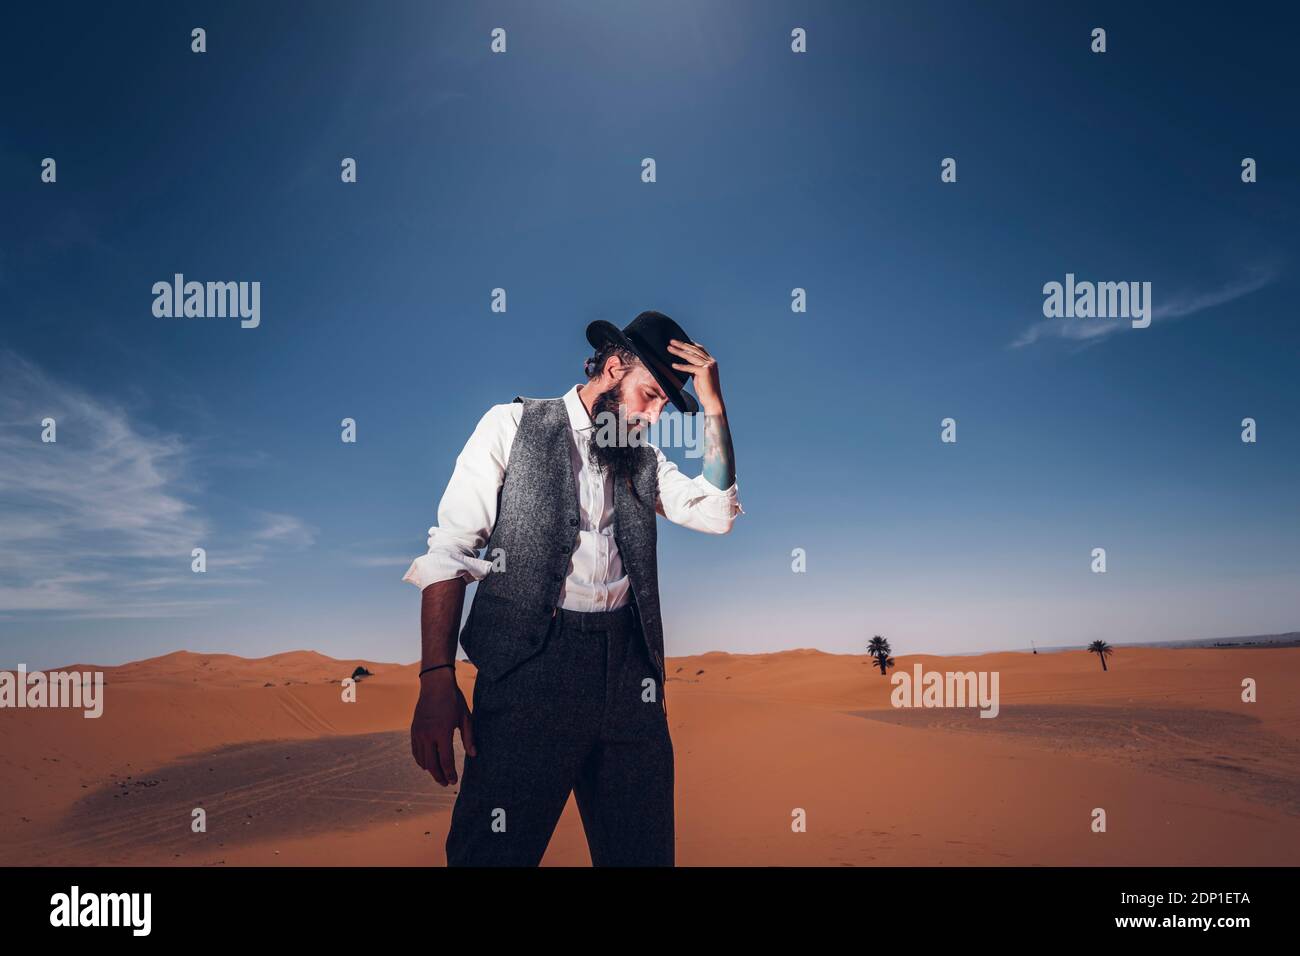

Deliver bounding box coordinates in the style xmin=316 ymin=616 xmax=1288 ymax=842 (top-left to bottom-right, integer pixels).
xmin=1010 ymin=264 xmax=1279 ymax=349
xmin=0 ymin=351 xmax=312 ymax=619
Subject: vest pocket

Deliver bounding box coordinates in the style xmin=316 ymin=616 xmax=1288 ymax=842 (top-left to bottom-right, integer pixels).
xmin=459 ymin=591 xmax=550 ymax=684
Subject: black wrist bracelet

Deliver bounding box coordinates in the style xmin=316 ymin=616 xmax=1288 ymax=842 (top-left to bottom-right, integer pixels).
xmin=420 ymin=663 xmax=454 ymax=677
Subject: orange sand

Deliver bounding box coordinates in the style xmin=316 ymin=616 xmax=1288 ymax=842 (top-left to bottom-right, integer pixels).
xmin=1 ymin=646 xmax=1297 ymax=866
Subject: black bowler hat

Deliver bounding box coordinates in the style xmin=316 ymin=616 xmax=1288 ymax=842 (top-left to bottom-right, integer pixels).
xmin=585 ymin=310 xmax=700 ymax=414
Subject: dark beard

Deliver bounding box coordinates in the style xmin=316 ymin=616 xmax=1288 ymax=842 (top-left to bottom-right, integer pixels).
xmin=586 ymin=381 xmax=644 ymax=484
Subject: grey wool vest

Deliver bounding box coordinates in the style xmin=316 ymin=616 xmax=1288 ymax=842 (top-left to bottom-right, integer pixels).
xmin=457 ymin=396 xmax=667 ymax=686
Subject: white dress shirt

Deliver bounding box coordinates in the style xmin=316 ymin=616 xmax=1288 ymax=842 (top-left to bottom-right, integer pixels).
xmin=402 ymin=384 xmax=743 ymax=611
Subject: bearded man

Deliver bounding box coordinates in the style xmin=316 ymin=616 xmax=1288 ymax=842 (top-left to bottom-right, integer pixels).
xmin=404 ymin=309 xmax=742 ymax=866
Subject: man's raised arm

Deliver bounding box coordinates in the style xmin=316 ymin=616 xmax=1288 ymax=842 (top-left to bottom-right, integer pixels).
xmin=655 ymin=337 xmax=744 ymax=533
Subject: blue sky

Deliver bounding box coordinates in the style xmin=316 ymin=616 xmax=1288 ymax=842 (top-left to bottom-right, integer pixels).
xmin=2 ymin=1 xmax=1297 ymax=669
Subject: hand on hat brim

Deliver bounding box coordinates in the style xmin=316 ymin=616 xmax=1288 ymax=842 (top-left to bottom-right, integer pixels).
xmin=666 ymin=339 xmax=722 ymax=413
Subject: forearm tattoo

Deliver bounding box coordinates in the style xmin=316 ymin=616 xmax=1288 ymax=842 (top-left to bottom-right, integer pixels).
xmin=702 ymin=411 xmax=736 ymax=491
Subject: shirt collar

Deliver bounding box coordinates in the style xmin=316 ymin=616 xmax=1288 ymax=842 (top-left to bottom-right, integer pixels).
xmin=564 ymin=383 xmax=595 ymax=432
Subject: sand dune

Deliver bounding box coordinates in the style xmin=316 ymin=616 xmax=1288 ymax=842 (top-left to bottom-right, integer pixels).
xmin=1 ymin=646 xmax=1297 ymax=865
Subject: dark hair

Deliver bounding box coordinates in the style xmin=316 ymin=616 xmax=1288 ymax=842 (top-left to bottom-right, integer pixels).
xmin=584 ymin=340 xmax=641 ymax=381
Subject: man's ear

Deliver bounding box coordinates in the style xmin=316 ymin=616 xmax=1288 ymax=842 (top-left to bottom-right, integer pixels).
xmin=605 ymin=353 xmax=629 ymax=381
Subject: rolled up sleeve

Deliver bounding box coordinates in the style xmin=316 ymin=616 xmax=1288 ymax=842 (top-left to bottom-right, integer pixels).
xmin=402 ymin=403 xmax=519 ymax=590
xmin=653 ymin=444 xmax=744 ymax=534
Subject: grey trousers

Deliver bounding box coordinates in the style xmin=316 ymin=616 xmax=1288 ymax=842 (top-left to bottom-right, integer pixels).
xmin=445 ymin=603 xmax=675 ymax=866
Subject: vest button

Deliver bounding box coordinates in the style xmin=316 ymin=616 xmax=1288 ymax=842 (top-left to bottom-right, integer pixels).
xmin=569 ymin=518 xmax=578 ymax=526
xmin=551 ymin=573 xmax=562 ymax=581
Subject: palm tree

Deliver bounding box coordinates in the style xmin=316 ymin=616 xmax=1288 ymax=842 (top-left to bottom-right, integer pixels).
xmin=867 ymin=635 xmax=895 ymax=676
xmin=1087 ymin=640 xmax=1113 ymax=672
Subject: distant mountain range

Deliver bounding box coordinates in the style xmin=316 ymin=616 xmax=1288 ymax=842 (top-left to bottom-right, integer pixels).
xmin=1031 ymin=632 xmax=1300 ymax=653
